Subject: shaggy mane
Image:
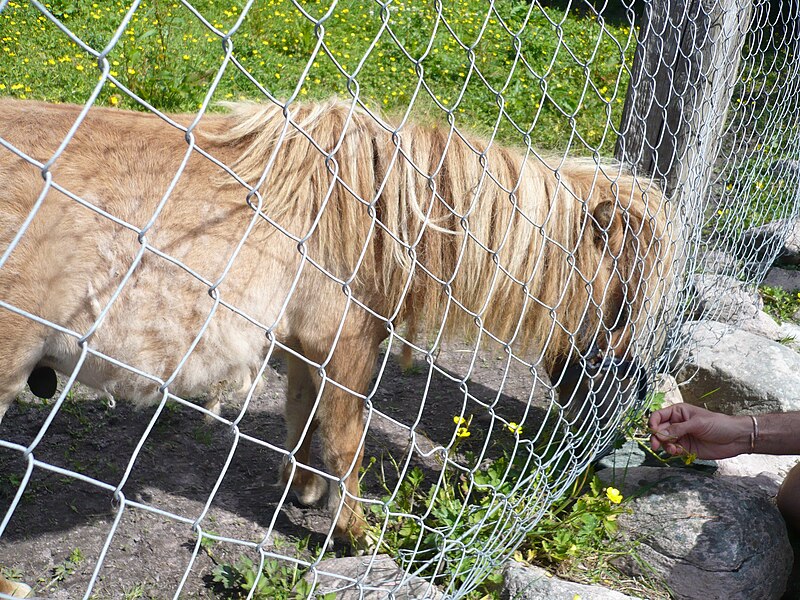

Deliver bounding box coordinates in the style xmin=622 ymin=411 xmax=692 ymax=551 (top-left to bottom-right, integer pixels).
xmin=204 ymin=99 xmax=675 ymax=370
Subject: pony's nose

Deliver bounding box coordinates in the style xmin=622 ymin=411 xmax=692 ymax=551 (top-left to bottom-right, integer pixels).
xmin=556 ymin=355 xmax=648 ymax=426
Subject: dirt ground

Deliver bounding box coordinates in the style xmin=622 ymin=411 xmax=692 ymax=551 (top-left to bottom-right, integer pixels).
xmin=0 ymin=341 xmax=553 ymax=599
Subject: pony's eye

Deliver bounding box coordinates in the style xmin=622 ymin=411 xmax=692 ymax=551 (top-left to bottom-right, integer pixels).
xmin=608 ymin=300 xmax=628 ymax=332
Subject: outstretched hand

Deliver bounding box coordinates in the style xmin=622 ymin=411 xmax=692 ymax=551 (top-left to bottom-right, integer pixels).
xmin=649 ymin=403 xmax=753 ymax=460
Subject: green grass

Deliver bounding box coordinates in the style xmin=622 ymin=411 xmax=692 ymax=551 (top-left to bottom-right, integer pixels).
xmin=706 ymin=130 xmax=800 ymax=239
xmin=0 ymin=0 xmax=635 ymax=152
xmin=760 ymin=284 xmax=800 ymax=324
xmin=210 ymin=536 xmax=336 ymax=600
xmin=362 ymin=413 xmax=667 ymax=600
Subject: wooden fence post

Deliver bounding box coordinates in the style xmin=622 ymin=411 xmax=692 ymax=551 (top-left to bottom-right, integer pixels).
xmin=615 ymin=0 xmax=754 ymax=205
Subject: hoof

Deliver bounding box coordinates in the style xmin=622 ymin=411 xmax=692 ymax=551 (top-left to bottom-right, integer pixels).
xmin=293 ymin=473 xmax=328 ymax=507
xmin=280 ymin=457 xmax=328 ymax=506
xmin=0 ymin=577 xmax=32 ymax=598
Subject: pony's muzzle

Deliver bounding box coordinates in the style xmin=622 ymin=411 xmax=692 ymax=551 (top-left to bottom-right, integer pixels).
xmin=556 ymin=348 xmax=648 ymax=427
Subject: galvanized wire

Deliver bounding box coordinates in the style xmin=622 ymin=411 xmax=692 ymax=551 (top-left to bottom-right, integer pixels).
xmin=0 ymin=0 xmax=797 ymax=599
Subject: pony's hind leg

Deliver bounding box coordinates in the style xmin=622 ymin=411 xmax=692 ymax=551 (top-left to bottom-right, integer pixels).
xmin=282 ymin=352 xmax=327 ymax=506
xmin=0 ymin=313 xmax=47 ymax=424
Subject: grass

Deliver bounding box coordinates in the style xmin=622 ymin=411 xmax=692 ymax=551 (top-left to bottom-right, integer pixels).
xmin=705 ymin=131 xmax=800 ymax=240
xmin=0 ymin=0 xmax=635 ymax=153
xmin=361 ymin=409 xmax=668 ymax=600
xmin=760 ymin=284 xmax=800 ymax=324
xmin=209 ymin=536 xmax=336 ymax=600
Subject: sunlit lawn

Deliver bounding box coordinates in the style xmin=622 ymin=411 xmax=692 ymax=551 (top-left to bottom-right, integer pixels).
xmin=0 ymin=0 xmax=638 ymax=154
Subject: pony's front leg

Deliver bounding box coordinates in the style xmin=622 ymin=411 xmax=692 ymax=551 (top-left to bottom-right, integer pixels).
xmin=308 ymin=328 xmax=381 ymax=542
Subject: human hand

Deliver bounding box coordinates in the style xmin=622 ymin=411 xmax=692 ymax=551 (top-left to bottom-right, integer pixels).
xmin=649 ymin=403 xmax=753 ymax=460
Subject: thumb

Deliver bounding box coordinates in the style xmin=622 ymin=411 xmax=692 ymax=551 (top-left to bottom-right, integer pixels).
xmin=652 ymin=419 xmax=693 ymax=442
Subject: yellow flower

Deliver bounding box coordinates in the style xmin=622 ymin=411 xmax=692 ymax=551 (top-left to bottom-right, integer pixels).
xmin=453 ymin=416 xmax=466 ymax=426
xmin=506 ymin=422 xmax=523 ymax=435
xmin=109 ymin=96 xmax=119 ymax=106
xmin=605 ymin=487 xmax=623 ymax=504
xmin=456 ymin=427 xmax=470 ymax=438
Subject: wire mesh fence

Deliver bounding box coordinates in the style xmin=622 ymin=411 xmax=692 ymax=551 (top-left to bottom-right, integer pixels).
xmin=0 ymin=0 xmax=797 ymax=598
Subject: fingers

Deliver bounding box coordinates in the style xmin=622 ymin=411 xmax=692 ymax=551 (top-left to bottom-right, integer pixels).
xmin=648 ymin=403 xmax=703 ymax=454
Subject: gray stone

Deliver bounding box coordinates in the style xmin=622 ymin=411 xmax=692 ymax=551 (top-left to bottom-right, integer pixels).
xmin=740 ymin=219 xmax=800 ymax=267
xmin=598 ymin=467 xmax=792 ymax=600
xmin=714 ymin=454 xmax=800 ymax=495
xmin=674 ymin=321 xmax=800 ymax=414
xmin=654 ymin=374 xmax=682 ymax=407
xmin=763 ymin=266 xmax=800 ymax=290
xmin=737 ymin=309 xmax=782 ymax=340
xmin=595 ymin=439 xmax=648 ymax=471
xmin=695 ymin=249 xmax=739 ymax=275
xmin=303 ymin=555 xmax=443 ymax=599
xmin=501 ymin=562 xmax=642 ymax=599
xmin=688 ymin=273 xmax=762 ymax=324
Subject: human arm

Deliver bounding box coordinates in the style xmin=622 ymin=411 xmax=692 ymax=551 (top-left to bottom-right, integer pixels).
xmin=649 ymin=403 xmax=800 ymax=460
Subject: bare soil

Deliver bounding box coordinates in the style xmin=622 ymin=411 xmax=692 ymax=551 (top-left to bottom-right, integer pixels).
xmin=0 ymin=342 xmax=552 ymax=599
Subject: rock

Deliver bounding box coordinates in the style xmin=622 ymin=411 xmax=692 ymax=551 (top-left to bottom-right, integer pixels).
xmin=714 ymin=454 xmax=800 ymax=495
xmin=501 ymin=562 xmax=642 ymax=599
xmin=740 ymin=219 xmax=800 ymax=267
xmin=777 ymin=322 xmax=800 ymax=351
xmin=674 ymin=321 xmax=800 ymax=414
xmin=654 ymin=374 xmax=682 ymax=407
xmin=598 ymin=467 xmax=792 ymax=600
xmin=303 ymin=554 xmax=443 ymax=599
xmin=737 ymin=310 xmax=782 ymax=340
xmin=595 ymin=439 xmax=648 ymax=471
xmin=763 ymin=266 xmax=800 ymax=290
xmin=695 ymin=249 xmax=739 ymax=275
xmin=687 ymin=274 xmax=781 ymax=339
xmin=689 ymin=273 xmax=762 ymax=325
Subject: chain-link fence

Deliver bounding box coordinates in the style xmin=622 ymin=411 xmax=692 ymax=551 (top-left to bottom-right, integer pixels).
xmin=0 ymin=0 xmax=797 ymax=598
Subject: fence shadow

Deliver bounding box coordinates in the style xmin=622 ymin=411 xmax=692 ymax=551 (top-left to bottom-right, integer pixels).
xmin=0 ymin=345 xmax=552 ymax=555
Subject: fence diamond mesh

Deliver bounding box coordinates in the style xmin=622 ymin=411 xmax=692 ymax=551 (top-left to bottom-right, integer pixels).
xmin=0 ymin=0 xmax=797 ymax=598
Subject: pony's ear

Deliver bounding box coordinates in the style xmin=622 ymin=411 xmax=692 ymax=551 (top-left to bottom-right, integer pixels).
xmin=591 ymin=201 xmax=616 ymax=232
xmin=591 ymin=201 xmax=624 ymax=254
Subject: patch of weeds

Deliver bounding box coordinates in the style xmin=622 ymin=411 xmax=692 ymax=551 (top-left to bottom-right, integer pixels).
xmin=122 ymin=583 xmax=147 ymax=600
xmin=0 ymin=567 xmax=24 ymax=583
xmin=192 ymin=424 xmax=214 ymax=446
xmin=42 ymin=547 xmax=84 ymax=590
xmin=364 ymin=414 xmax=663 ymax=599
xmin=402 ymin=362 xmax=424 ymax=376
xmin=210 ymin=537 xmax=335 ymax=599
xmin=760 ymin=285 xmax=800 ymax=323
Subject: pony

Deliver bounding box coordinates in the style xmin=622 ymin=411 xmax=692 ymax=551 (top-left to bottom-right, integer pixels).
xmin=0 ymin=97 xmax=675 ymax=546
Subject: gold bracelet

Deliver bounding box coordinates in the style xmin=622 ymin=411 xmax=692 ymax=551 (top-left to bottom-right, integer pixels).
xmin=750 ymin=415 xmax=759 ymax=453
